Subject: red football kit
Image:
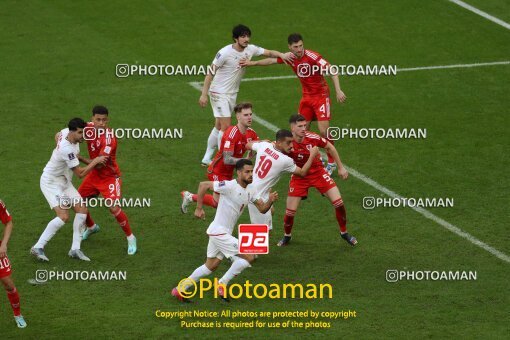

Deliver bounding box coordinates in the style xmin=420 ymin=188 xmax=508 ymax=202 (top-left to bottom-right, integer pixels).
xmin=0 ymin=200 xmax=13 ymax=278
xmin=286 ymin=132 xmax=336 ymax=197
xmin=207 ymin=125 xmax=258 ymax=181
xmin=278 ymin=49 xmax=331 ymax=122
xmin=79 ymin=123 xmax=122 ymax=200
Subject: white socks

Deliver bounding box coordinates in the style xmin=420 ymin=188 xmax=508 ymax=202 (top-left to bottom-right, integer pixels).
xmin=217 ymin=130 xmax=224 ymax=150
xmin=219 ymin=258 xmax=250 ymax=286
xmin=187 ymin=264 xmax=213 ymax=289
xmin=34 ymin=217 xmax=65 ymax=249
xmin=202 ymin=128 xmax=220 ymax=163
xmin=71 ymin=213 xmax=87 ymax=250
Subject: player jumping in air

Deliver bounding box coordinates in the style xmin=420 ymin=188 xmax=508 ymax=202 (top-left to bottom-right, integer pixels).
xmin=32 ymin=118 xmax=107 ymax=262
xmin=278 ymin=114 xmax=357 ymax=247
xmin=172 ymin=159 xmax=278 ymax=302
xmin=246 ymin=129 xmax=319 ymax=229
xmin=181 ymin=102 xmax=258 ymax=212
xmin=240 ymin=33 xmax=347 ymax=175
xmin=78 ymin=106 xmax=137 ymax=255
xmin=0 ymin=199 xmax=27 ymax=328
xmin=199 ymin=24 xmax=294 ymax=166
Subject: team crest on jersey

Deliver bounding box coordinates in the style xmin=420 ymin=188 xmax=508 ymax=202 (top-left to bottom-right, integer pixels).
xmin=68 ymin=153 xmax=76 ymax=160
xmin=103 ymin=146 xmax=112 ymax=155
xmin=224 ymin=141 xmax=231 ymax=148
xmin=218 ymin=181 xmax=225 ymax=187
xmin=306 ymin=144 xmax=312 ymax=150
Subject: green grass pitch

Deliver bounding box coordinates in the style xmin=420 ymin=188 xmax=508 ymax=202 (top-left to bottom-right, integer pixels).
xmin=0 ymin=0 xmax=509 ymax=338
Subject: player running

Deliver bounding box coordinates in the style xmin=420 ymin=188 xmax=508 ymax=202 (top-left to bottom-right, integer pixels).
xmin=240 ymin=33 xmax=346 ymax=175
xmin=31 ymin=118 xmax=107 ymax=262
xmin=277 ymin=114 xmax=357 ymax=247
xmin=78 ymin=105 xmax=137 ymax=255
xmin=0 ymin=199 xmax=27 ymax=328
xmin=246 ymin=129 xmax=318 ymax=229
xmin=171 ymin=159 xmax=278 ymax=302
xmin=181 ymin=102 xmax=258 ymax=212
xmin=199 ymin=24 xmax=294 ymax=166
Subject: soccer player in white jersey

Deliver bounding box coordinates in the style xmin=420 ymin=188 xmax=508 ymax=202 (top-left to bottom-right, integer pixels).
xmin=31 ymin=118 xmax=107 ymax=262
xmin=199 ymin=24 xmax=295 ymax=166
xmin=246 ymin=129 xmax=319 ymax=229
xmin=171 ymin=159 xmax=278 ymax=302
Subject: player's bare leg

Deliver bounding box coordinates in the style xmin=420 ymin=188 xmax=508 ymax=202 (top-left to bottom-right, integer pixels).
xmin=278 ymin=196 xmax=302 ymax=246
xmin=171 ymin=257 xmax=221 ymax=302
xmin=217 ymin=254 xmax=255 ymax=302
xmin=68 ymin=203 xmax=91 ymax=261
xmin=31 ymin=206 xmax=70 ymax=262
xmin=318 ymin=120 xmax=337 ymax=175
xmin=109 ymin=206 xmax=136 ymax=255
xmin=323 ymin=186 xmax=357 ymax=246
xmin=1 ymin=276 xmax=26 ymax=328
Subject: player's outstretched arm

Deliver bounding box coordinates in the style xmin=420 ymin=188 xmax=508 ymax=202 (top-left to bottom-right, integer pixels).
xmin=254 ymin=190 xmax=279 ymax=214
xmin=239 ymin=57 xmax=278 ymax=67
xmin=0 ymin=220 xmax=13 ymax=258
xmin=72 ymin=155 xmax=108 ymax=179
xmin=324 ymin=142 xmax=348 ymax=179
xmin=263 ymin=50 xmax=295 ymax=64
xmin=293 ymin=146 xmax=319 ymax=177
xmin=199 ymin=64 xmax=218 ymax=108
xmin=195 ymin=181 xmax=214 ymax=219
xmin=78 ymin=154 xmax=92 ymax=165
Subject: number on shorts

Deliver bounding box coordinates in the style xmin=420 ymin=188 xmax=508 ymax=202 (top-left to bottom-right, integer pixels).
xmin=323 ymin=173 xmax=334 ymax=184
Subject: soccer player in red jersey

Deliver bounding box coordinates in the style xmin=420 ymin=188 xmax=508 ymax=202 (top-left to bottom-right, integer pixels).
xmin=277 ymin=114 xmax=357 ymax=247
xmin=240 ymin=33 xmax=347 ymax=175
xmin=0 ymin=199 xmax=26 ymax=328
xmin=181 ymin=102 xmax=258 ymax=213
xmin=77 ymin=106 xmax=137 ymax=255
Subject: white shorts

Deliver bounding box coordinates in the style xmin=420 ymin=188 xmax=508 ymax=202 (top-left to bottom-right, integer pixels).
xmin=207 ymin=234 xmax=239 ymax=260
xmin=209 ymin=92 xmax=237 ymax=118
xmin=248 ymin=203 xmax=273 ymax=230
xmin=40 ymin=173 xmax=81 ymax=209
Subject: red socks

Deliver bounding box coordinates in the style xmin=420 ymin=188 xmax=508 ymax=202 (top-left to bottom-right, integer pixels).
xmin=192 ymin=194 xmax=218 ymax=208
xmin=113 ymin=209 xmax=132 ymax=237
xmin=333 ymin=198 xmax=347 ymax=233
xmin=283 ymin=209 xmax=296 ymax=235
xmin=85 ymin=211 xmax=95 ymax=228
xmin=7 ymin=288 xmax=21 ymax=316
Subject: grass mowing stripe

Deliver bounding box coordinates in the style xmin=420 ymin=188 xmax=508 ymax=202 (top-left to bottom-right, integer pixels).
xmin=188 ymin=83 xmax=510 ymax=264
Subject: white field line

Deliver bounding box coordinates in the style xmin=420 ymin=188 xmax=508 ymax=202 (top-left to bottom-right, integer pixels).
xmin=187 ymin=65 xmax=510 ymax=264
xmin=188 ymin=61 xmax=510 ymax=87
xmin=449 ymin=0 xmax=510 ymax=30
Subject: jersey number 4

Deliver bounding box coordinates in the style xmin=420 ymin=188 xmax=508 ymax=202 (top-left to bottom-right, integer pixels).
xmin=255 ymin=156 xmax=273 ymax=179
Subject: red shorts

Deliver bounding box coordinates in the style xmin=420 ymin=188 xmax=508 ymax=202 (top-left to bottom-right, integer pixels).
xmin=0 ymin=241 xmax=12 ymax=279
xmin=288 ymin=167 xmax=336 ymax=197
xmin=299 ymin=96 xmax=331 ymax=122
xmin=207 ymin=172 xmax=232 ymax=194
xmin=206 ymin=172 xmax=232 ymax=182
xmin=78 ymin=173 xmax=122 ymax=200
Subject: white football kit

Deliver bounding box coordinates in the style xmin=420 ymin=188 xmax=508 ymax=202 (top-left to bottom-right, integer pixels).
xmin=206 ymin=180 xmax=257 ymax=260
xmin=209 ymin=44 xmax=264 ymax=117
xmin=40 ymin=128 xmax=82 ymax=209
xmin=248 ymin=141 xmax=297 ymax=229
